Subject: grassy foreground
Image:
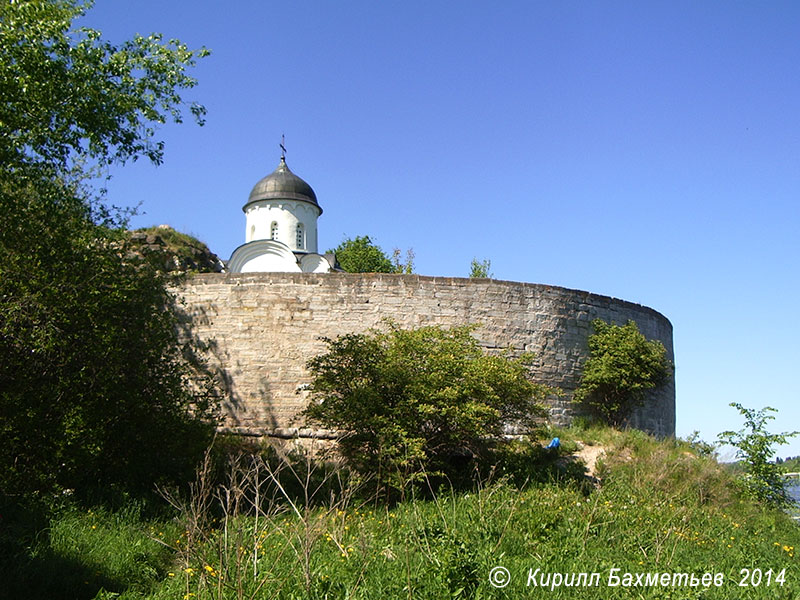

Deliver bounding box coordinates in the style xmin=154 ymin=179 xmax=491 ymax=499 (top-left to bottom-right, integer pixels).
xmin=4 ymin=426 xmax=800 ymax=599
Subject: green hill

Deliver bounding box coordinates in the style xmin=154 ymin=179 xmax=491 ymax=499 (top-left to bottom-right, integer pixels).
xmin=5 ymin=426 xmax=800 ymax=599
xmin=128 ymin=225 xmax=224 ymax=274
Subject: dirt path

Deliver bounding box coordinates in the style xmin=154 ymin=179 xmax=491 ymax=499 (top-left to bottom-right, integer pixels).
xmin=575 ymin=442 xmax=606 ymax=477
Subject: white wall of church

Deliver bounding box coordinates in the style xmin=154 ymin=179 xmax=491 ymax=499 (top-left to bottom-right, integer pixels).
xmin=239 ymin=252 xmax=301 ymax=273
xmin=299 ymin=254 xmax=333 ymax=273
xmin=244 ymin=200 xmax=319 ymax=253
xmin=229 ymin=240 xmax=302 ymax=273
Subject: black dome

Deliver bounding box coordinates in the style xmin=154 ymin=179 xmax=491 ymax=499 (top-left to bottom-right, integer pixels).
xmin=244 ymin=157 xmax=320 ymax=212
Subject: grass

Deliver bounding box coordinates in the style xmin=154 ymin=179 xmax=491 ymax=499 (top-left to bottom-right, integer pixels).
xmin=4 ymin=426 xmax=800 ymax=599
xmin=130 ymin=226 xmax=219 ymax=273
xmin=1 ymin=502 xmax=179 ymax=599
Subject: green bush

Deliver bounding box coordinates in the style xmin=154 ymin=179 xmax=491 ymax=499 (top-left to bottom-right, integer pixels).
xmin=574 ymin=319 xmax=672 ymax=426
xmin=718 ymin=403 xmax=799 ymax=508
xmin=468 ymin=258 xmax=492 ymax=278
xmin=303 ymin=323 xmax=550 ymax=493
xmin=328 ymin=235 xmax=415 ymax=273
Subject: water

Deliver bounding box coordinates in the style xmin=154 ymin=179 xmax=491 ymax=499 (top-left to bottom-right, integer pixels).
xmin=786 ymin=480 xmax=800 ymax=519
xmin=789 ymin=481 xmax=800 ymax=504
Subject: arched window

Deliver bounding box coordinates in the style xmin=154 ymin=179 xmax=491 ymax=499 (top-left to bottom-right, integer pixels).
xmin=296 ymin=223 xmax=305 ymax=249
xmin=249 ymin=224 xmax=256 ymax=241
xmin=270 ymin=221 xmax=278 ymax=240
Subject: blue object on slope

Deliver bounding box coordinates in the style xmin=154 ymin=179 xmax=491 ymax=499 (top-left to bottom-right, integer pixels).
xmin=546 ymin=437 xmax=560 ymax=449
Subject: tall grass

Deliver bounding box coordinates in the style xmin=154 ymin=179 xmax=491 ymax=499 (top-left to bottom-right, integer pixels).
xmin=0 ymin=500 xmax=179 ymax=599
xmin=6 ymin=428 xmax=800 ymax=599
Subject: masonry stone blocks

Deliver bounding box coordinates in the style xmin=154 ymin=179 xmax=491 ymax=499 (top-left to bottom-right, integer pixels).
xmin=179 ymin=272 xmax=675 ymax=438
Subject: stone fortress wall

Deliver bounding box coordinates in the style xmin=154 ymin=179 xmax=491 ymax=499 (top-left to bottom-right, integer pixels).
xmin=180 ymin=272 xmax=675 ymax=438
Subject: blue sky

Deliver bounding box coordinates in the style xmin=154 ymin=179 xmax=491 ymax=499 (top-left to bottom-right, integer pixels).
xmin=81 ymin=1 xmax=800 ymax=458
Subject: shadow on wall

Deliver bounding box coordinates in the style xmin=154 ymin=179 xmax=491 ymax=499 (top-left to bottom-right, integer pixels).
xmin=177 ymin=273 xmax=675 ymax=439
xmin=174 ymin=299 xmax=267 ymax=429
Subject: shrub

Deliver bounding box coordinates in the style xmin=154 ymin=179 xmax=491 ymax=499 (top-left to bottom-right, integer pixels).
xmin=574 ymin=319 xmax=672 ymax=426
xmin=328 ymin=235 xmax=397 ymax=273
xmin=302 ymin=323 xmax=550 ymax=492
xmin=718 ymin=403 xmax=799 ymax=508
xmin=468 ymin=258 xmax=492 ymax=278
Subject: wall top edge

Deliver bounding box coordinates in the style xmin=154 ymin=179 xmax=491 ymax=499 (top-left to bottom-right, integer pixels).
xmin=183 ymin=272 xmax=672 ymax=331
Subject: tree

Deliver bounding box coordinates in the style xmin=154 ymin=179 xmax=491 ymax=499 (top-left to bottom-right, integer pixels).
xmin=469 ymin=258 xmax=492 ymax=278
xmin=0 ymin=0 xmax=214 ymax=497
xmin=302 ymin=323 xmax=550 ymax=491
xmin=574 ymin=319 xmax=672 ymax=427
xmin=718 ymin=404 xmax=799 ymax=508
xmin=0 ymin=180 xmax=218 ymax=496
xmin=0 ymin=0 xmax=208 ymax=176
xmin=329 ymin=235 xmax=407 ymax=273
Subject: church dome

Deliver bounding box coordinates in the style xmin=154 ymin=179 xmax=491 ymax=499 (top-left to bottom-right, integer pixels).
xmin=244 ymin=157 xmax=321 ymax=213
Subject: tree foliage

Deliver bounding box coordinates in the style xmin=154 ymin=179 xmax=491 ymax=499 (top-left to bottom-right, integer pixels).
xmin=0 ymin=179 xmax=217 ymax=496
xmin=718 ymin=404 xmax=799 ymax=508
xmin=303 ymin=324 xmax=550 ymax=490
xmin=0 ymin=0 xmax=208 ymax=175
xmin=468 ymin=258 xmax=492 ymax=278
xmin=574 ymin=319 xmax=672 ymax=426
xmin=329 ymin=235 xmax=407 ymax=273
xmin=0 ymin=0 xmax=215 ymax=498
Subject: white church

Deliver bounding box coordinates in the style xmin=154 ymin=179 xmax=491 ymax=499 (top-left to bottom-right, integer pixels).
xmin=227 ymin=151 xmax=337 ymax=273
